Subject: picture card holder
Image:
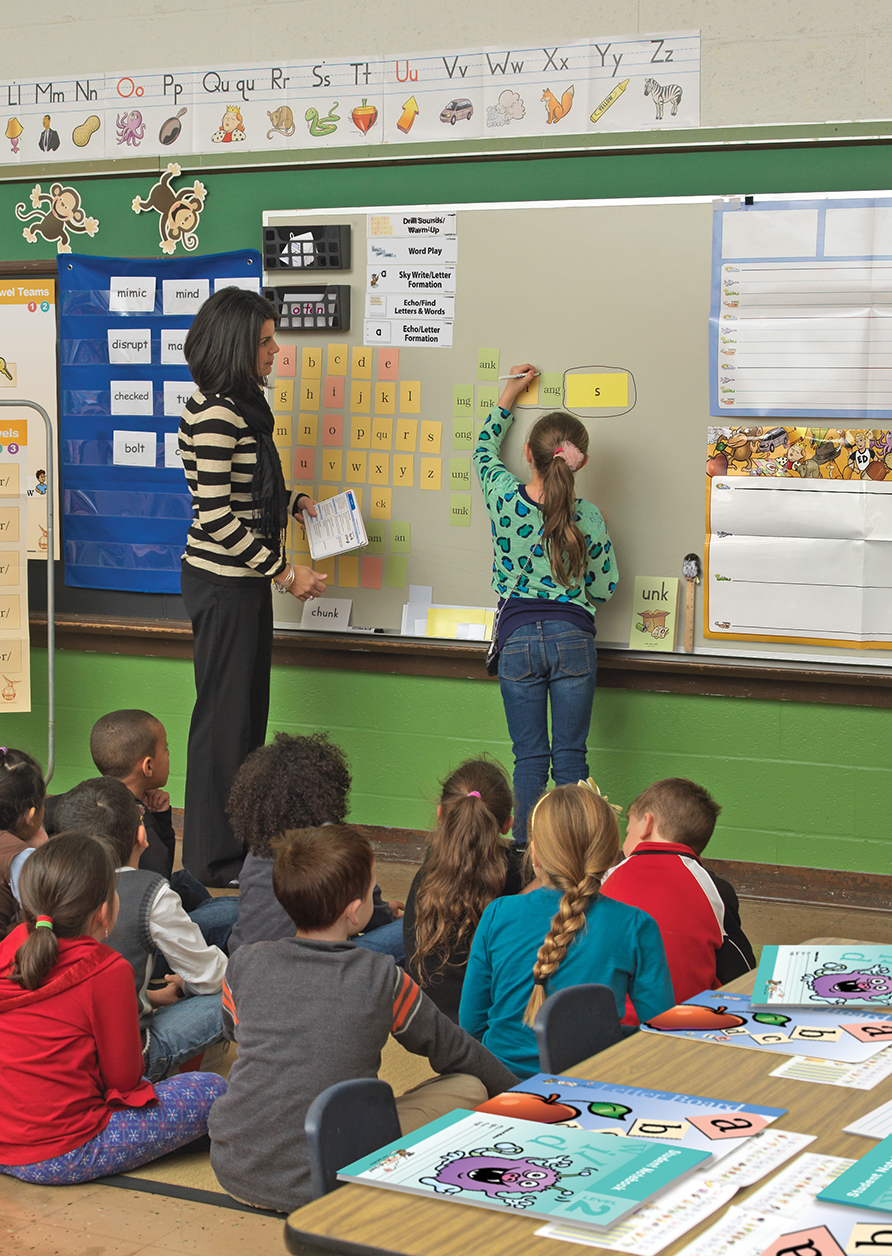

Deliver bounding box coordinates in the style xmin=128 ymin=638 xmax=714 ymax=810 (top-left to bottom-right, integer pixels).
xmin=263 ymin=224 xmax=351 ymax=271
xmin=264 ymin=285 xmax=351 ymax=331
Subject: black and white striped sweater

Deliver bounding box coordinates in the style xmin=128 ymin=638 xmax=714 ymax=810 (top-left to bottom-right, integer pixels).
xmin=178 ymin=389 xmax=298 ymax=580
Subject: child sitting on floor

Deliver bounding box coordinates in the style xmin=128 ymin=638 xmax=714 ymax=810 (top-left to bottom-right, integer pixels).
xmin=209 ymin=825 xmax=517 ymax=1213
xmin=600 ymin=777 xmax=755 ymax=1002
xmin=403 ymin=757 xmax=526 ymax=1022
xmin=459 ymin=782 xmax=674 ymax=1079
xmin=54 ymin=777 xmax=227 ymax=1082
xmin=0 ymin=748 xmax=48 ymax=938
xmin=0 ymin=832 xmax=224 ymax=1185
xmin=88 ymin=709 xmax=237 ymax=950
xmin=227 ymin=731 xmax=404 ymax=958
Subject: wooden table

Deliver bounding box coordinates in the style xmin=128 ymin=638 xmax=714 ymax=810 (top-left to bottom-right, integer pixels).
xmin=285 ymin=953 xmax=886 ymax=1256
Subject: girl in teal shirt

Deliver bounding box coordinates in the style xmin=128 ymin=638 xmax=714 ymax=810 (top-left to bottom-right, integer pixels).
xmin=458 ymin=783 xmax=673 ymax=1079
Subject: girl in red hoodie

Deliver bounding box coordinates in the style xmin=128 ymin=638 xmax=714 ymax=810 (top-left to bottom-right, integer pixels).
xmin=0 ymin=832 xmax=225 ymax=1184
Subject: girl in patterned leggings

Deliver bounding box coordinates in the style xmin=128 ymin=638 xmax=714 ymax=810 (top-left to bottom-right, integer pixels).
xmin=0 ymin=832 xmax=225 ymax=1185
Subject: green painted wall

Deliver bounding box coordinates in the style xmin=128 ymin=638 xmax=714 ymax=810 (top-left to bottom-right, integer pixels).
xmin=3 ymin=647 xmax=887 ymax=875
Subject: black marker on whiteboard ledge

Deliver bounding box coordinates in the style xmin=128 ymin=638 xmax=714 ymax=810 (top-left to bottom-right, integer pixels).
xmin=498 ymin=371 xmax=541 ymax=379
xmin=348 ymin=625 xmax=386 ymax=633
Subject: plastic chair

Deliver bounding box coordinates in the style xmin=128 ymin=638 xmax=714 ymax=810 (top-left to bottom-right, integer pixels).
xmin=304 ymin=1078 xmax=402 ymax=1199
xmin=534 ymin=983 xmax=625 ymax=1073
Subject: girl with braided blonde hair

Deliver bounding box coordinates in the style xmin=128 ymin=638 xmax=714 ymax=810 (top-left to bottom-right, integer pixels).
xmin=459 ymin=783 xmax=673 ymax=1078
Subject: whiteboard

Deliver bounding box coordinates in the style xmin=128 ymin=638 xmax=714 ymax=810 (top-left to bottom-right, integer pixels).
xmin=263 ymin=197 xmax=892 ymax=667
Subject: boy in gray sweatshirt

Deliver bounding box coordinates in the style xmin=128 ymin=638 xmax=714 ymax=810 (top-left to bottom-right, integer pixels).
xmin=209 ymin=825 xmax=518 ymax=1213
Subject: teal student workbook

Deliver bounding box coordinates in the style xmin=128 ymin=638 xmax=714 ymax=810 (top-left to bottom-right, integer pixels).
xmin=817 ymin=1135 xmax=892 ymax=1213
xmin=337 ymin=1109 xmax=712 ymax=1230
xmin=753 ymin=946 xmax=892 ymax=1010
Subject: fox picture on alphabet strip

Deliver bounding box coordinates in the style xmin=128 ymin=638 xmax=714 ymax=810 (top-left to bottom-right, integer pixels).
xmin=541 ymin=86 xmax=574 ymax=124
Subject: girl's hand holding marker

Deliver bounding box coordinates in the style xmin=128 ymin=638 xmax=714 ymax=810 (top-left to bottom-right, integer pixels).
xmin=498 ymin=364 xmax=539 ymax=409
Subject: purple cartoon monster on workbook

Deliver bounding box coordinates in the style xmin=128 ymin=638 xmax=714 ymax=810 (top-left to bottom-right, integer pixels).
xmin=419 ymin=1142 xmax=593 ymax=1210
xmin=804 ymin=961 xmax=892 ymax=1005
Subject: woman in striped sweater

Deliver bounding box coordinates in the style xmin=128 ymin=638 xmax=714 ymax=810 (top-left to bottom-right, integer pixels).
xmin=178 ymin=288 xmax=327 ymax=887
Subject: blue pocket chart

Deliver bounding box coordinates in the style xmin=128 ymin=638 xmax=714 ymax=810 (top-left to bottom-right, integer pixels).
xmin=58 ymin=250 xmax=260 ymax=592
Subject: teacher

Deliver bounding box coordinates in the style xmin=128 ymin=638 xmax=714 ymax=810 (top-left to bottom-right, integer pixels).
xmin=179 ymin=287 xmax=327 ymax=886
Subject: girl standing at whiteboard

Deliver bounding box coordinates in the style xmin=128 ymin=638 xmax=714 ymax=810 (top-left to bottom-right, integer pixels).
xmin=474 ymin=365 xmax=617 ymax=845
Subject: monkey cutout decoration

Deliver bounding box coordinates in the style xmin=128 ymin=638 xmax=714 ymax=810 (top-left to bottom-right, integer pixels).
xmin=15 ymin=183 xmax=99 ymax=253
xmin=132 ymin=163 xmax=207 ymax=255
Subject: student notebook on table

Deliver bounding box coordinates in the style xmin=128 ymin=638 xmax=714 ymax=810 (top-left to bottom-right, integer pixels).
xmin=301 ymin=490 xmax=368 ymax=561
xmin=337 ymin=1108 xmax=712 ymax=1231
xmin=476 ymin=1073 xmax=785 ymax=1164
xmin=752 ymin=946 xmax=892 ymax=1010
xmin=816 ymin=1133 xmax=892 ymax=1214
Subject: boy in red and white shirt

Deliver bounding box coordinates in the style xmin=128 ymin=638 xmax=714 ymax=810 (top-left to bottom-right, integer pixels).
xmin=601 ymin=778 xmax=754 ymax=1012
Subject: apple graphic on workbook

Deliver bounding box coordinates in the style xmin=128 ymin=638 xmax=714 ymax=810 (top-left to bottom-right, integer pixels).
xmin=476 ymin=1091 xmax=581 ymax=1123
xmin=646 ymin=1004 xmax=747 ymax=1032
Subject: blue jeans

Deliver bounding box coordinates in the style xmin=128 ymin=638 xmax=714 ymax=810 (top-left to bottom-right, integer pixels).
xmin=498 ymin=621 xmax=597 ymax=844
xmin=356 ymin=919 xmax=405 ymax=962
xmin=147 ymin=992 xmax=225 ymax=1082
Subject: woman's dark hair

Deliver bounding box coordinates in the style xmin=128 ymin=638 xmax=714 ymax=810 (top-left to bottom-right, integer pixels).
xmin=0 ymin=748 xmax=46 ymax=835
xmin=11 ymin=832 xmax=117 ymax=990
xmin=227 ymin=732 xmax=351 ymax=858
xmin=184 ymin=286 xmax=277 ymax=400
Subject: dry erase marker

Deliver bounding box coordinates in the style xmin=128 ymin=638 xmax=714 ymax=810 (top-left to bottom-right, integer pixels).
xmin=498 ymin=372 xmax=541 ymax=379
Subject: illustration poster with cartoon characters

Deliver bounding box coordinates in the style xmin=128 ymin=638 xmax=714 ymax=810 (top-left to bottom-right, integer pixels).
xmin=0 ymin=424 xmax=31 ymax=712
xmin=0 ymin=279 xmax=58 ymax=561
xmin=642 ymin=990 xmax=892 ymax=1065
xmin=704 ymin=466 xmax=892 ymax=647
xmin=753 ymin=947 xmax=892 ymax=1010
xmin=711 ymin=197 xmax=892 ymax=421
xmin=338 ymin=1108 xmax=711 ymax=1229
xmin=0 ymin=33 xmax=699 ymax=172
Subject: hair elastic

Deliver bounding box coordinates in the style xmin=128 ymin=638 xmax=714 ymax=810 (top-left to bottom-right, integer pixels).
xmin=467 ymin=790 xmax=481 ymax=798
xmin=552 ymin=441 xmax=585 ymax=471
xmin=533 ymin=976 xmax=548 ymax=988
xmin=34 ymin=916 xmax=53 ymax=930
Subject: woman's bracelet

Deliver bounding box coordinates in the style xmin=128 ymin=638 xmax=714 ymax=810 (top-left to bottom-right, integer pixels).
xmin=274 ymin=565 xmax=295 ymax=594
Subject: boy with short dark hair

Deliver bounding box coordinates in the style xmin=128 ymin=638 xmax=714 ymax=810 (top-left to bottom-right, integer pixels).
xmin=601 ymin=778 xmax=755 ymax=1005
xmin=86 ymin=708 xmax=236 ymax=950
xmin=209 ymin=826 xmax=518 ymax=1214
xmin=89 ymin=709 xmax=176 ymax=881
xmin=54 ymin=777 xmax=226 ymax=1081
